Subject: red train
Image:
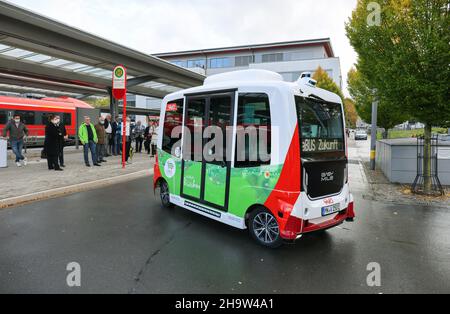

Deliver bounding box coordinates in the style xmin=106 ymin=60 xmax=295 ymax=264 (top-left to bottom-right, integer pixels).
xmin=0 ymin=95 xmax=93 ymax=146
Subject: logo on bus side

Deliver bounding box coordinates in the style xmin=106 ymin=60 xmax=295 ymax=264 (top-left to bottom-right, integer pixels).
xmin=164 ymin=159 xmax=176 ymax=178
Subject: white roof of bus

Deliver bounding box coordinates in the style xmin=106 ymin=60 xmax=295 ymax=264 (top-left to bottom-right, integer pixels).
xmin=164 ymin=70 xmax=342 ymax=104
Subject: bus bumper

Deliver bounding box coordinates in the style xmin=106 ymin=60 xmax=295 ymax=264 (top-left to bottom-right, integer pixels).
xmin=280 ymin=194 xmax=355 ymax=241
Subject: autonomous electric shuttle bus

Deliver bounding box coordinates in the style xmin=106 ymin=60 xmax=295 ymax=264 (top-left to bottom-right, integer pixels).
xmin=154 ymin=70 xmax=355 ymax=248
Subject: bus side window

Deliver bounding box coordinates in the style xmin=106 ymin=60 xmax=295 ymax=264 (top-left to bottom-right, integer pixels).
xmin=162 ymin=99 xmax=184 ymax=155
xmin=0 ymin=110 xmax=7 ymax=124
xmin=235 ymin=93 xmax=271 ymax=168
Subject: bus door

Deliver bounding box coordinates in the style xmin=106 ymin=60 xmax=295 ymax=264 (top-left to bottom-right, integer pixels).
xmin=181 ymin=91 xmax=236 ymax=211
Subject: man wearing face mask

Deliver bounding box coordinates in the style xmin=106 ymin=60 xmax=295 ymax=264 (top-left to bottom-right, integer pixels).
xmin=95 ymin=116 xmax=107 ymax=164
xmin=44 ymin=114 xmax=63 ymax=171
xmin=2 ymin=114 xmax=28 ymax=167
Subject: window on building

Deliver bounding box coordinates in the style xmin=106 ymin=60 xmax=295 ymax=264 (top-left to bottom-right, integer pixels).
xmin=209 ymin=57 xmax=233 ymax=69
xmin=235 ymin=93 xmax=271 ymax=168
xmin=162 ymin=99 xmax=184 ymax=155
xmin=187 ymin=59 xmax=206 ymax=69
xmin=14 ymin=110 xmax=35 ymax=125
xmin=171 ymin=60 xmax=187 ymax=68
xmin=235 ymin=55 xmax=254 ymax=67
xmin=262 ymin=53 xmax=284 ymax=63
xmin=0 ymin=110 xmax=8 ymax=124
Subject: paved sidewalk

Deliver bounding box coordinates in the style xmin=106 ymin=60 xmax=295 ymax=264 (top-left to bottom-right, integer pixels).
xmin=0 ymin=149 xmax=154 ymax=208
xmin=348 ymin=136 xmax=450 ymax=208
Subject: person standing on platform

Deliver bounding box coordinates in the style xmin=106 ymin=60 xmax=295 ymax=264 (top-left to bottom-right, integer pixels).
xmin=56 ymin=115 xmax=68 ymax=168
xmin=144 ymin=124 xmax=152 ymax=155
xmin=104 ymin=114 xmax=112 ymax=157
xmin=150 ymin=122 xmax=158 ymax=157
xmin=113 ymin=117 xmax=122 ymax=156
xmin=133 ymin=120 xmax=145 ymax=153
xmin=124 ymin=118 xmax=132 ymax=164
xmin=95 ymin=116 xmax=107 ymax=164
xmin=2 ymin=114 xmax=28 ymax=167
xmin=44 ymin=114 xmax=63 ymax=171
xmin=79 ymin=116 xmax=100 ymax=167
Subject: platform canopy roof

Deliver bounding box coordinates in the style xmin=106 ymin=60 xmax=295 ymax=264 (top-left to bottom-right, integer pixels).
xmin=0 ymin=0 xmax=205 ymax=99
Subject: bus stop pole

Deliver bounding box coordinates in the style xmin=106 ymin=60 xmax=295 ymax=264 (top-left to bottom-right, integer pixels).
xmin=122 ymin=94 xmax=127 ymax=169
xmin=370 ymin=96 xmax=378 ymax=170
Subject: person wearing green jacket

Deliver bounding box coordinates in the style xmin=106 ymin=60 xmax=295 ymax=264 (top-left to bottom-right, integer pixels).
xmin=79 ymin=116 xmax=101 ymax=167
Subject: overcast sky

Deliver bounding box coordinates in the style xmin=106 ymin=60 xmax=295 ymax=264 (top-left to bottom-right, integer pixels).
xmin=8 ymin=0 xmax=358 ymax=96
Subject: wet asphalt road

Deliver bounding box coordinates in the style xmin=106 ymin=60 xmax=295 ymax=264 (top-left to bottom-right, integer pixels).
xmin=0 ymin=161 xmax=450 ymax=293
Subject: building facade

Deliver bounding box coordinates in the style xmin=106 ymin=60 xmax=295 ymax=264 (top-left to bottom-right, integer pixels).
xmin=131 ymin=38 xmax=343 ymax=125
xmin=154 ymin=38 xmax=342 ymax=89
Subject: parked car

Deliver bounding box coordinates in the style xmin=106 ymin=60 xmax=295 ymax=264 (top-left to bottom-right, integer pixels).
xmin=438 ymin=134 xmax=450 ymax=142
xmin=355 ymin=130 xmax=368 ymax=140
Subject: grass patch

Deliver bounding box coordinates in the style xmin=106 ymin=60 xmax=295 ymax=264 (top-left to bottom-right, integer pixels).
xmin=377 ymin=128 xmax=448 ymax=140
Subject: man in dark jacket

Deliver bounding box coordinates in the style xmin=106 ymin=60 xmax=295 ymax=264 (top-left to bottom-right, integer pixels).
xmin=2 ymin=114 xmax=28 ymax=167
xmin=111 ymin=116 xmax=120 ymax=156
xmin=44 ymin=114 xmax=63 ymax=171
xmin=58 ymin=117 xmax=68 ymax=167
xmin=94 ymin=116 xmax=107 ymax=163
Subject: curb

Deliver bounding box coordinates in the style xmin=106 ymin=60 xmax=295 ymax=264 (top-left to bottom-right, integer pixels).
xmin=0 ymin=169 xmax=154 ymax=209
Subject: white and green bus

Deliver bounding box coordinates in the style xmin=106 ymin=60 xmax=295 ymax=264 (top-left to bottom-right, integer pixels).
xmin=153 ymin=70 xmax=355 ymax=248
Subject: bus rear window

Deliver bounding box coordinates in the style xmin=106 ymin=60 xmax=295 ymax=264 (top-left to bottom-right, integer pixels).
xmin=295 ymin=96 xmax=344 ymax=153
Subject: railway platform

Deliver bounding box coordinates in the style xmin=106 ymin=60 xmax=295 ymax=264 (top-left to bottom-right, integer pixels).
xmin=0 ymin=149 xmax=154 ymax=209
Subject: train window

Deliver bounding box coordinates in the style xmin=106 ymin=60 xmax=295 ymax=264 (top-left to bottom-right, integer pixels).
xmin=40 ymin=112 xmax=54 ymax=125
xmin=63 ymin=113 xmax=72 ymax=126
xmin=0 ymin=110 xmax=7 ymax=124
xmin=14 ymin=110 xmax=35 ymax=125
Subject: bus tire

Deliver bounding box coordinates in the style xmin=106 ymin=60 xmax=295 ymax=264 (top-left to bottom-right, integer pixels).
xmin=159 ymin=180 xmax=173 ymax=209
xmin=248 ymin=207 xmax=283 ymax=248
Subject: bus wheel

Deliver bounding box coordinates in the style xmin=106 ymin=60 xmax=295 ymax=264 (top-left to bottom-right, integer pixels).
xmin=159 ymin=180 xmax=173 ymax=208
xmin=249 ymin=208 xmax=283 ymax=248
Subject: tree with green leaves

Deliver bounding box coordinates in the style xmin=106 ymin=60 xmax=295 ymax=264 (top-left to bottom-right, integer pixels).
xmin=346 ymin=0 xmax=450 ymax=193
xmin=347 ymin=67 xmax=408 ymax=138
xmin=85 ymin=97 xmax=110 ymax=109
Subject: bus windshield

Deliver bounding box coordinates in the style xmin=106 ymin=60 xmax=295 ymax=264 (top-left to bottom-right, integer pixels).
xmin=295 ymin=96 xmax=344 ymax=154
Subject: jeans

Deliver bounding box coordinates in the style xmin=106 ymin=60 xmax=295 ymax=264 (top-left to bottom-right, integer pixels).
xmin=96 ymin=144 xmax=106 ymax=162
xmin=114 ymin=134 xmax=122 ymax=155
xmin=83 ymin=141 xmax=97 ymax=165
xmin=11 ymin=139 xmax=25 ymax=163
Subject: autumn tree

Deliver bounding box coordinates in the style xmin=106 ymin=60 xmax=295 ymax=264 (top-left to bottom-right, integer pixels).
xmin=343 ymin=98 xmax=358 ymax=129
